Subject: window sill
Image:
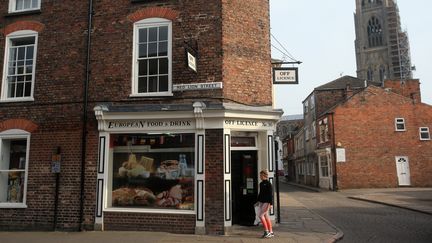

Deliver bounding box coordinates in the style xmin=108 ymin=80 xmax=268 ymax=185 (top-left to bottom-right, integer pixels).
xmin=5 ymin=9 xmax=41 ymax=17
xmin=0 ymin=97 xmax=35 ymax=103
xmin=104 ymin=207 xmax=195 ymax=215
xmin=129 ymin=92 xmax=174 ymax=98
xmin=0 ymin=203 xmax=27 ymax=208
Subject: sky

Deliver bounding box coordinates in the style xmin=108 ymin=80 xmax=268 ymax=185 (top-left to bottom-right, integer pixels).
xmin=270 ymin=0 xmax=432 ymax=116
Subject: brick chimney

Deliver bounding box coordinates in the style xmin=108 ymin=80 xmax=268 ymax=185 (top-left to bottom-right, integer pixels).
xmin=383 ymin=79 xmax=422 ymax=103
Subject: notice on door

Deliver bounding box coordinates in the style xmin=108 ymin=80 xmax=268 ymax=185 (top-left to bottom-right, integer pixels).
xmin=246 ymin=178 xmax=254 ymax=189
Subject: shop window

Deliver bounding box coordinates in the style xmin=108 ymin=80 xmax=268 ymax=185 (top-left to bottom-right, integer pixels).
xmin=419 ymin=127 xmax=430 ymax=140
xmin=9 ymin=0 xmax=40 ymax=13
xmin=0 ymin=129 xmax=30 ymax=208
xmin=395 ymin=118 xmax=406 ymax=131
xmin=319 ymin=155 xmax=329 ymax=177
xmin=132 ymin=18 xmax=172 ymax=96
xmin=109 ymin=133 xmax=194 ymax=210
xmin=1 ymin=30 xmax=38 ymax=101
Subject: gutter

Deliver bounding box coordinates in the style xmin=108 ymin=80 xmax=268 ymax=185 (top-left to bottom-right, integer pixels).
xmin=79 ymin=0 xmax=94 ymax=231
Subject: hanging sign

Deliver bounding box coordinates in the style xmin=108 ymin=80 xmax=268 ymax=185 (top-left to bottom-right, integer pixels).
xmin=273 ymin=67 xmax=298 ymax=84
xmin=187 ymin=51 xmax=197 ymax=72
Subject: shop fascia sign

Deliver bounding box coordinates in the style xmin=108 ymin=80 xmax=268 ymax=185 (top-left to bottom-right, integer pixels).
xmin=105 ymin=119 xmax=195 ymax=130
xmin=173 ymin=82 xmax=223 ymax=91
xmin=224 ymin=119 xmax=275 ymax=129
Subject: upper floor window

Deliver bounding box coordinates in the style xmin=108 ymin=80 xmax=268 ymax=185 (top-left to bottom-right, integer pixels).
xmin=132 ymin=18 xmax=172 ymax=97
xmin=419 ymin=127 xmax=430 ymax=140
xmin=0 ymin=129 xmax=30 ymax=208
xmin=395 ymin=118 xmax=406 ymax=131
xmin=1 ymin=30 xmax=38 ymax=102
xmin=9 ymin=0 xmax=40 ymax=13
xmin=367 ymin=17 xmax=383 ymax=48
xmin=319 ymin=118 xmax=329 ymax=143
xmin=310 ymin=96 xmax=315 ymax=110
xmin=304 ymin=100 xmax=309 ymax=114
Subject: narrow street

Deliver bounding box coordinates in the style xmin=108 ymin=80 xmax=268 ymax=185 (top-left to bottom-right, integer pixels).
xmin=282 ymin=183 xmax=432 ymax=243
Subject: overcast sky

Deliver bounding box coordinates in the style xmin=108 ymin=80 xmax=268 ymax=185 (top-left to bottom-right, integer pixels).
xmin=270 ymin=0 xmax=432 ymax=116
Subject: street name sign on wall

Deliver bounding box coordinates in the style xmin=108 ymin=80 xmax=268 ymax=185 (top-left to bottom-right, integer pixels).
xmin=273 ymin=67 xmax=298 ymax=84
xmin=173 ymin=82 xmax=223 ymax=91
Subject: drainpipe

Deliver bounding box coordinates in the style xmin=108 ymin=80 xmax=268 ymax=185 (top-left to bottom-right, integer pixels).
xmin=79 ymin=0 xmax=94 ymax=231
xmin=330 ymin=113 xmax=338 ymax=191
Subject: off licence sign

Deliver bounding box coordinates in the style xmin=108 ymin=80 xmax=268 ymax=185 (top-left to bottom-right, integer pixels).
xmin=273 ymin=67 xmax=298 ymax=84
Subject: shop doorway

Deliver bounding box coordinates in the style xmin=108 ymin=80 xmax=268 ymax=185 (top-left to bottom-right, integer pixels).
xmin=231 ymin=151 xmax=258 ymax=226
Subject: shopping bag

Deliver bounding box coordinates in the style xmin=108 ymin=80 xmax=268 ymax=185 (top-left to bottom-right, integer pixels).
xmin=254 ymin=202 xmax=261 ymax=226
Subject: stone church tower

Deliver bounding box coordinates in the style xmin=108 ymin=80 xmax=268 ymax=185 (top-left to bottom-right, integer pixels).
xmin=354 ymin=0 xmax=412 ymax=84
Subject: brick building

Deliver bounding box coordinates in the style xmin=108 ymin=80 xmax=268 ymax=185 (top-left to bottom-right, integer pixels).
xmin=0 ymin=0 xmax=281 ymax=234
xmin=316 ymin=79 xmax=432 ymax=189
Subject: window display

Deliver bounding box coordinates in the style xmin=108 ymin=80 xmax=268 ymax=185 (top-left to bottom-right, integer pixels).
xmin=110 ymin=133 xmax=194 ymax=210
xmin=0 ymin=139 xmax=27 ymax=204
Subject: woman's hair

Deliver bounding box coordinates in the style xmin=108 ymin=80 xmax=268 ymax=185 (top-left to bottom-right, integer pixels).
xmin=260 ymin=169 xmax=269 ymax=178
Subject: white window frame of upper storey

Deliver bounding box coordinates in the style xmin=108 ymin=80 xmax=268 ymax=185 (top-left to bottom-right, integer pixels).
xmin=395 ymin=118 xmax=406 ymax=132
xmin=1 ymin=30 xmax=38 ymax=102
xmin=419 ymin=127 xmax=430 ymax=141
xmin=131 ymin=18 xmax=173 ymax=97
xmin=8 ymin=0 xmax=41 ymax=13
xmin=0 ymin=129 xmax=30 ymax=208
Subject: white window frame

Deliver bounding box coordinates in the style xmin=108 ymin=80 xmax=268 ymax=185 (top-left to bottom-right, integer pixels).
xmin=131 ymin=18 xmax=172 ymax=97
xmin=319 ymin=154 xmax=329 ymax=178
xmin=395 ymin=118 xmax=406 ymax=132
xmin=312 ymin=122 xmax=316 ymax=138
xmin=8 ymin=0 xmax=41 ymax=13
xmin=419 ymin=127 xmax=430 ymax=141
xmin=1 ymin=30 xmax=38 ymax=102
xmin=0 ymin=129 xmax=30 ymax=208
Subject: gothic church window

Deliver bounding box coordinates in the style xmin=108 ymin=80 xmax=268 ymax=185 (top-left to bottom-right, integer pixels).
xmin=379 ymin=65 xmax=386 ymax=82
xmin=367 ymin=17 xmax=383 ymax=47
xmin=367 ymin=67 xmax=374 ymax=81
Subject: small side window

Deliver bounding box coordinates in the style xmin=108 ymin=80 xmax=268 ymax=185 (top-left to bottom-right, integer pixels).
xmin=395 ymin=118 xmax=406 ymax=131
xmin=419 ymin=127 xmax=430 ymax=140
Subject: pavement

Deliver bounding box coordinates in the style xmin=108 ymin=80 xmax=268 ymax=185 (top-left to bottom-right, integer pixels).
xmin=1 ymin=182 xmax=431 ymax=243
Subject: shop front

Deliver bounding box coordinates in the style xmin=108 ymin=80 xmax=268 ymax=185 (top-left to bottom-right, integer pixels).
xmin=93 ymin=102 xmax=282 ymax=234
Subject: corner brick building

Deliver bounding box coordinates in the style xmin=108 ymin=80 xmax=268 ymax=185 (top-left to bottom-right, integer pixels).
xmin=0 ymin=0 xmax=281 ymax=234
xmin=316 ymin=79 xmax=432 ymax=189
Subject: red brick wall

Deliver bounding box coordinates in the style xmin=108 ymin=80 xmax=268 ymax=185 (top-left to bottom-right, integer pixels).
xmin=221 ymin=0 xmax=272 ymax=105
xmin=204 ymin=129 xmax=224 ymax=235
xmin=333 ymin=86 xmax=432 ymax=188
xmin=384 ymin=79 xmax=421 ymax=103
xmin=315 ymin=90 xmax=345 ymax=116
xmin=103 ymin=212 xmax=195 ymax=233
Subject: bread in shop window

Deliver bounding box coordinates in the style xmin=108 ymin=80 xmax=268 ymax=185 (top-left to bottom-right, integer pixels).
xmin=112 ymin=187 xmax=156 ymax=206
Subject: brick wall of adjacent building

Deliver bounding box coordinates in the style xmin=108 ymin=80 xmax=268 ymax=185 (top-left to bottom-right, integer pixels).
xmin=333 ymin=85 xmax=432 ymax=189
xmin=315 ymin=90 xmax=346 ymax=116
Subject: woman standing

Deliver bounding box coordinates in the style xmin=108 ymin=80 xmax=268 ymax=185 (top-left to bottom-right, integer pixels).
xmin=257 ymin=169 xmax=274 ymax=238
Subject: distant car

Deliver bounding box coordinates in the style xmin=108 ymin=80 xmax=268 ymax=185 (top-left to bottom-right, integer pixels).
xmin=277 ymin=170 xmax=285 ymax=177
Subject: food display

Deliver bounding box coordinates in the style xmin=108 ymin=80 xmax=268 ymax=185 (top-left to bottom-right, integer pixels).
xmin=110 ymin=133 xmax=195 ymax=210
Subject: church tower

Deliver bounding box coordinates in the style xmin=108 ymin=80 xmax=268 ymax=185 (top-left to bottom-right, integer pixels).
xmin=354 ymin=0 xmax=412 ymax=84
